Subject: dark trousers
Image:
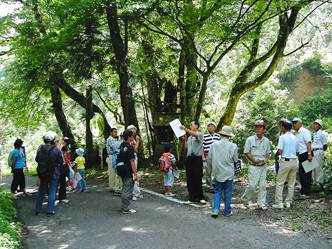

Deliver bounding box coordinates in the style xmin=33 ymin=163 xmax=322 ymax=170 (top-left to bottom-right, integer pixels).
xmin=186 ymin=156 xmax=204 ymax=202
xmin=298 ymin=152 xmax=312 ymax=196
xmin=58 ymin=166 xmax=69 ymax=200
xmin=121 ymin=177 xmax=134 ymax=211
xmin=11 ymin=168 xmax=25 ymax=193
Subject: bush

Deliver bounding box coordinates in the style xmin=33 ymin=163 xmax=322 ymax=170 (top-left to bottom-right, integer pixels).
xmin=0 ymin=188 xmax=20 ymax=249
xmin=323 ymin=148 xmax=332 ymax=196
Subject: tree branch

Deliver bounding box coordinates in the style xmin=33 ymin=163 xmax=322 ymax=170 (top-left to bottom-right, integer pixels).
xmin=283 ymin=39 xmax=311 ymax=57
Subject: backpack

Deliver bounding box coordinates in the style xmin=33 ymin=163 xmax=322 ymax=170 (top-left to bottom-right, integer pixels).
xmin=35 ymin=145 xmax=56 ymax=178
xmin=112 ymin=148 xmax=123 ymax=169
xmin=7 ymin=150 xmax=14 ymax=169
xmin=115 ymin=143 xmax=132 ymax=177
xmin=159 ymin=152 xmax=172 ymax=173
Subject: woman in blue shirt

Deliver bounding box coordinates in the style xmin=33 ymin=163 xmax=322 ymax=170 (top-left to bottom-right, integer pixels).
xmin=10 ymin=139 xmax=28 ymax=196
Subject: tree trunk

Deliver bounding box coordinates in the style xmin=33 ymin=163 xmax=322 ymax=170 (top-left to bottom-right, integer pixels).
xmin=49 ymin=82 xmax=76 ymax=146
xmin=105 ymin=3 xmax=139 ymax=129
xmin=85 ymin=85 xmax=94 ymax=168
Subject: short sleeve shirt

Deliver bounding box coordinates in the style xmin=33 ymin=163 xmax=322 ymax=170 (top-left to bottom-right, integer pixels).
xmin=75 ymin=156 xmax=85 ymax=170
xmin=294 ymin=127 xmax=311 ymax=154
xmin=187 ymin=132 xmax=204 ymax=157
xmin=313 ymin=129 xmax=327 ymax=149
xmin=12 ymin=149 xmax=26 ymax=169
xmin=244 ymin=135 xmax=270 ymax=161
xmin=277 ymin=132 xmax=298 ymax=158
xmin=117 ymin=142 xmax=135 ymax=177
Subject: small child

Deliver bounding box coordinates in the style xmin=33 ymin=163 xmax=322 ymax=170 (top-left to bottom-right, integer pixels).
xmin=160 ymin=144 xmax=177 ymax=197
xmin=74 ymin=148 xmax=87 ymax=192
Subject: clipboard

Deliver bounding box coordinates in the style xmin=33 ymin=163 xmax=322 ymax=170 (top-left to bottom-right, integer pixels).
xmin=302 ymin=158 xmax=319 ymax=173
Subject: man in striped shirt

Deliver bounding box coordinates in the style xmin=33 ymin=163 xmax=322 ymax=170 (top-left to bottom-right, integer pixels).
xmin=203 ymin=122 xmax=221 ymax=191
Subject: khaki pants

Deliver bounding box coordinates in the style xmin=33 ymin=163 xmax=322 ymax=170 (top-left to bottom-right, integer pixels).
xmin=132 ymin=157 xmax=141 ymax=197
xmin=107 ymin=156 xmax=122 ymax=192
xmin=242 ymin=165 xmax=267 ymax=206
xmin=275 ymin=159 xmax=298 ymax=205
xmin=312 ymin=150 xmax=324 ymax=185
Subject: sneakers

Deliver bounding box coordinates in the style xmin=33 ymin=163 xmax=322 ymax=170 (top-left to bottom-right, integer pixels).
xmin=59 ymin=199 xmax=69 ymax=204
xmin=199 ymin=199 xmax=207 ymax=205
xmin=122 ymin=209 xmax=137 ymax=214
xmin=224 ymin=211 xmax=233 ymax=217
xmin=165 ymin=192 xmax=176 ymax=197
xmin=132 ymin=194 xmax=143 ymax=201
xmin=284 ymin=202 xmax=291 ymax=209
xmin=46 ymin=212 xmax=55 ymax=216
xmin=272 ymin=203 xmax=284 ymax=209
xmin=132 ymin=196 xmax=138 ymax=201
xmin=259 ymin=205 xmax=268 ymax=210
xmin=211 ymin=211 xmax=219 ymax=218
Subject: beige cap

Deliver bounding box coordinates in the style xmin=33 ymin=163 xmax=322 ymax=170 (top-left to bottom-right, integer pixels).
xmin=207 ymin=121 xmax=216 ymax=127
xmin=292 ymin=118 xmax=302 ymax=123
xmin=219 ymin=126 xmax=234 ymax=137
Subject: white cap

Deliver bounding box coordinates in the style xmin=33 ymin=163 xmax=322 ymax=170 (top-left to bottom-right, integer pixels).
xmin=127 ymin=125 xmax=137 ymax=130
xmin=254 ymin=120 xmax=265 ymax=127
xmin=207 ymin=121 xmax=216 ymax=127
xmin=43 ymin=131 xmax=56 ymax=142
xmin=292 ymin=118 xmax=302 ymax=123
xmin=313 ymin=119 xmax=323 ymax=127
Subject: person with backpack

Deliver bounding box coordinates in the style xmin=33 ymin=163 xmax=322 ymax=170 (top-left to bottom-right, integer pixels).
xmin=116 ymin=129 xmax=138 ymax=214
xmin=10 ymin=139 xmax=28 ymax=196
xmin=159 ymin=144 xmax=177 ymax=197
xmin=35 ymin=132 xmax=64 ymax=216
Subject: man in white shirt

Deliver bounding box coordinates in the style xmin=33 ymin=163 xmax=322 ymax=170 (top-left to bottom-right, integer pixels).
xmin=292 ymin=118 xmax=312 ymax=198
xmin=273 ymin=120 xmax=298 ymax=209
xmin=241 ymin=120 xmax=271 ymax=210
xmin=312 ymin=119 xmax=328 ymax=187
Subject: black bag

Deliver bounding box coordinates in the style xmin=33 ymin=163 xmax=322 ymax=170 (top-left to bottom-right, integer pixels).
xmin=36 ymin=145 xmax=56 ymax=178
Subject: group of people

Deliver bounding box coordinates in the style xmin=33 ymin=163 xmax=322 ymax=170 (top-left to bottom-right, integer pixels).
xmin=5 ymin=116 xmax=328 ymax=217
xmin=179 ymin=118 xmax=327 ymax=218
xmin=8 ymin=133 xmax=87 ymax=215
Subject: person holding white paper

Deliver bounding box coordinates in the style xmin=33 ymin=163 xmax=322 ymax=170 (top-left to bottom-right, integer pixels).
xmin=181 ymin=121 xmax=206 ymax=204
xmin=292 ymin=118 xmax=312 ymax=199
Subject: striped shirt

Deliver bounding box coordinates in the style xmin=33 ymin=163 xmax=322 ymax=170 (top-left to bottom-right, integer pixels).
xmin=203 ymin=133 xmax=221 ymax=154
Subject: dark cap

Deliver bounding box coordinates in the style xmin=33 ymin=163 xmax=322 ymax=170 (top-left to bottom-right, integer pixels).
xmin=122 ymin=129 xmax=133 ymax=138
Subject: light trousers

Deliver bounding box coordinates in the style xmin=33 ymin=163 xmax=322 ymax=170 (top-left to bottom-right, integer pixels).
xmin=312 ymin=150 xmax=324 ymax=185
xmin=242 ymin=165 xmax=267 ymax=206
xmin=107 ymin=156 xmax=122 ymax=192
xmin=275 ymin=159 xmax=298 ymax=204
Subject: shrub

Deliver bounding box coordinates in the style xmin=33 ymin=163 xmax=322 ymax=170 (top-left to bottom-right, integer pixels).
xmin=0 ymin=188 xmax=20 ymax=249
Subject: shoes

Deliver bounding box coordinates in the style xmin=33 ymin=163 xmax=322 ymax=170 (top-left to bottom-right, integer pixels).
xmin=211 ymin=211 xmax=219 ymax=218
xmin=259 ymin=205 xmax=268 ymax=210
xmin=122 ymin=209 xmax=137 ymax=214
xmin=272 ymin=203 xmax=284 ymax=209
xmin=299 ymin=194 xmax=310 ymax=200
xmin=59 ymin=199 xmax=69 ymax=204
xmin=199 ymin=199 xmax=207 ymax=205
xmin=224 ymin=211 xmax=233 ymax=217
xmin=132 ymin=196 xmax=138 ymax=201
xmin=165 ymin=192 xmax=176 ymax=197
xmin=284 ymin=202 xmax=291 ymax=209
xmin=46 ymin=212 xmax=55 ymax=216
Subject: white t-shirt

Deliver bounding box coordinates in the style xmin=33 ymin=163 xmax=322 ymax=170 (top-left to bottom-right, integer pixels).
xmin=313 ymin=129 xmax=327 ymax=149
xmin=277 ymin=132 xmax=298 ymax=158
xmin=294 ymin=127 xmax=311 ymax=154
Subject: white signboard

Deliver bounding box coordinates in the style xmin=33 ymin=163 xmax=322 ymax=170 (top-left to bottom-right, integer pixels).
xmin=302 ymin=158 xmax=320 ymax=173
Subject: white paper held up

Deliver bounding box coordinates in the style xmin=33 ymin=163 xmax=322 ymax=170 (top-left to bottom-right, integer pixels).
xmin=302 ymin=158 xmax=320 ymax=173
xmin=169 ymin=119 xmax=186 ymax=138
